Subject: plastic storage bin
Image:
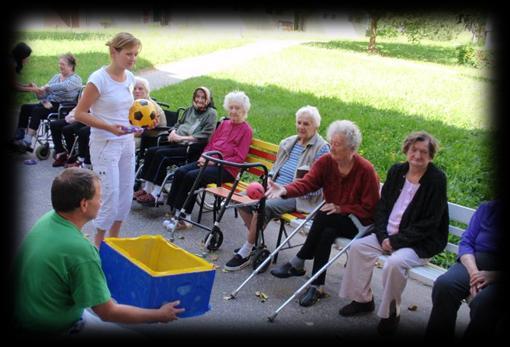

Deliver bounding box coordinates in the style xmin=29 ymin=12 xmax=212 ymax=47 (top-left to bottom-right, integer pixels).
xmin=99 ymin=235 xmax=216 ymax=318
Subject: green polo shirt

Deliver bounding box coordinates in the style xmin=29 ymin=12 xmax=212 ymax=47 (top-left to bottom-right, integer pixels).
xmin=14 ymin=211 xmax=111 ymax=333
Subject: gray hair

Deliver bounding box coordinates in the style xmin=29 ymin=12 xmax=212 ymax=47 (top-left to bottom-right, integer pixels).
xmin=223 ymin=91 xmax=251 ymax=116
xmin=327 ymin=120 xmax=362 ymax=151
xmin=296 ymin=105 xmax=321 ymax=128
xmin=134 ymin=76 xmax=151 ymax=95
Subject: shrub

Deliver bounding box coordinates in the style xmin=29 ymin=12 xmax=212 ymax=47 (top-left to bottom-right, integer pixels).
xmin=456 ymin=44 xmax=491 ymax=68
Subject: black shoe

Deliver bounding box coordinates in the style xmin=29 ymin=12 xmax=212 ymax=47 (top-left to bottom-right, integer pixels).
xmin=270 ymin=262 xmax=305 ymax=278
xmin=299 ymin=287 xmax=325 ymax=307
xmin=233 ymin=246 xmax=256 ymax=255
xmin=377 ymin=314 xmax=400 ymax=336
xmin=224 ymin=254 xmax=251 ymax=271
xmin=338 ymin=299 xmax=375 ymax=317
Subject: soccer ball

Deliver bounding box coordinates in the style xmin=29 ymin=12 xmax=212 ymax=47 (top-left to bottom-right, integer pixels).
xmin=128 ymin=99 xmax=157 ymax=128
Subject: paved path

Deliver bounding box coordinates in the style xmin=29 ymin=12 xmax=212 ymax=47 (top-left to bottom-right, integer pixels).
xmin=138 ymin=39 xmax=306 ymax=90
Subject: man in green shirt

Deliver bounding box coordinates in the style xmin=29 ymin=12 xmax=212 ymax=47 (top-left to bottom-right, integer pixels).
xmin=13 ymin=168 xmax=184 ymax=335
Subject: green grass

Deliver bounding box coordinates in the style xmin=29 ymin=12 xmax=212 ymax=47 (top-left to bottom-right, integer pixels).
xmin=151 ymin=42 xmax=494 ymax=210
xmin=14 ymin=28 xmax=253 ymax=104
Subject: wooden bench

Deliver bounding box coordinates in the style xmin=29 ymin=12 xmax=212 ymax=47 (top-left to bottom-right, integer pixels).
xmin=287 ymin=201 xmax=476 ymax=286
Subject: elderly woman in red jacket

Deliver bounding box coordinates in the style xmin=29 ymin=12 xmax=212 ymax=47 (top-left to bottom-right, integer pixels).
xmin=166 ymin=91 xmax=253 ymax=230
xmin=266 ymin=120 xmax=380 ymax=308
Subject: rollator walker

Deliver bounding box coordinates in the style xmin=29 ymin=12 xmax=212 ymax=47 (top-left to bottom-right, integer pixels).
xmin=163 ymin=151 xmax=274 ymax=270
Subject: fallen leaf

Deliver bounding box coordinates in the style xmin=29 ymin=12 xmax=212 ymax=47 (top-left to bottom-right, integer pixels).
xmin=408 ymin=304 xmax=418 ymax=311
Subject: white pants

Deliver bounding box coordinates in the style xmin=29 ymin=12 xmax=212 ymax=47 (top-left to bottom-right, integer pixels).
xmin=339 ymin=233 xmax=429 ymax=318
xmin=90 ymin=137 xmax=135 ymax=231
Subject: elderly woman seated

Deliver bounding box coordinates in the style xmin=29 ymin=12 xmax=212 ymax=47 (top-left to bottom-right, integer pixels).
xmin=165 ymin=90 xmax=253 ymax=230
xmin=224 ymin=105 xmax=330 ymax=271
xmin=12 ymin=53 xmax=82 ymax=153
xmin=267 ymin=120 xmax=380 ymax=307
xmin=338 ymin=131 xmax=448 ymax=336
xmin=425 ymin=199 xmax=502 ymax=342
xmin=132 ymin=76 xmax=166 ymax=151
xmin=135 ymin=86 xmax=216 ymax=206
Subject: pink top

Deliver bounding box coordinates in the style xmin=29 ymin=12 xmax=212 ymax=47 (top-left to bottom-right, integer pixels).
xmin=202 ymin=119 xmax=253 ymax=177
xmin=387 ymin=178 xmax=420 ymax=235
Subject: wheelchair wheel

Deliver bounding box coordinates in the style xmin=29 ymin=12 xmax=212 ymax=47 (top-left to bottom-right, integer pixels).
xmin=252 ymin=248 xmax=271 ymax=273
xmin=35 ymin=143 xmax=51 ymax=160
xmin=204 ymin=229 xmax=223 ymax=251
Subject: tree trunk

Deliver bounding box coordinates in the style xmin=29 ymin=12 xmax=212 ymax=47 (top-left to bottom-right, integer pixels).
xmin=368 ymin=15 xmax=379 ymax=53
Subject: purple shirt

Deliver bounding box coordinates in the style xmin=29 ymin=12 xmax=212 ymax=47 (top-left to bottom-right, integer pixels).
xmin=458 ymin=200 xmax=502 ymax=258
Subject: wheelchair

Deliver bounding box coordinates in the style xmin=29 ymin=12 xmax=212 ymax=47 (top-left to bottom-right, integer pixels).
xmin=133 ymin=103 xmax=191 ymax=198
xmin=33 ymin=86 xmax=84 ymax=160
xmin=35 ymin=102 xmax=79 ymax=160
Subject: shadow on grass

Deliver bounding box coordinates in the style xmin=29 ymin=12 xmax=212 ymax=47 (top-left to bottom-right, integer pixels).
xmin=305 ymin=40 xmax=460 ymax=66
xmin=152 ymin=75 xmax=495 ymax=209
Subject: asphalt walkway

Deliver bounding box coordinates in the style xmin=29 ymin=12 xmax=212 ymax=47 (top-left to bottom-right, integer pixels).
xmin=138 ymin=39 xmax=305 ymax=90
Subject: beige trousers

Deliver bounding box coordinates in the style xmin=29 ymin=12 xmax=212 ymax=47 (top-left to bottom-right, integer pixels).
xmin=338 ymin=233 xmax=429 ymax=318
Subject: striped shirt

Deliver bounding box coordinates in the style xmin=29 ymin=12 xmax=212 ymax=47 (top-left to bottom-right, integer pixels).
xmin=276 ymin=142 xmax=329 ymax=196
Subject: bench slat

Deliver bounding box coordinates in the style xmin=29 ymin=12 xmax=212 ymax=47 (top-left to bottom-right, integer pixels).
xmin=448 ymin=202 xmax=475 ymax=225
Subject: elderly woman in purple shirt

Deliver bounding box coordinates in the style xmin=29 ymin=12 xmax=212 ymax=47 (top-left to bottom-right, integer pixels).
xmin=166 ymin=91 xmax=253 ymax=230
xmin=425 ymin=199 xmax=503 ymax=342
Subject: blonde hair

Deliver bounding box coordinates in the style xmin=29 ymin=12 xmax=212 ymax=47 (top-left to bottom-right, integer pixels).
xmin=106 ymin=32 xmax=141 ymax=53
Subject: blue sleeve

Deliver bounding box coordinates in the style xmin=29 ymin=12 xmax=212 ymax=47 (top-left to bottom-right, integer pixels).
xmin=458 ymin=204 xmax=483 ymax=258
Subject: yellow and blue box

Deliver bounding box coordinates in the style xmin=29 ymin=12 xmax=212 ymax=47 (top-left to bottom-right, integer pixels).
xmin=99 ymin=235 xmax=216 ymax=318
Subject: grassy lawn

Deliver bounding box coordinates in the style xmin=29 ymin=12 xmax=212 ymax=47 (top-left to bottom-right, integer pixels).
xmin=14 ymin=28 xmax=254 ymax=104
xmin=152 ymin=41 xmax=494 ymax=207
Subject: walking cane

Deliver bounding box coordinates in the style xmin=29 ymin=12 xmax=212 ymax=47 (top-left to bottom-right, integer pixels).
xmin=267 ymin=215 xmax=373 ymax=322
xmin=227 ymin=201 xmax=326 ymax=300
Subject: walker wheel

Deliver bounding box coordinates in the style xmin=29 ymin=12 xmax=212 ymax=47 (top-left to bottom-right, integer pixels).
xmin=35 ymin=143 xmax=50 ymax=160
xmin=204 ymin=230 xmax=223 ymax=251
xmin=252 ymin=248 xmax=271 ymax=273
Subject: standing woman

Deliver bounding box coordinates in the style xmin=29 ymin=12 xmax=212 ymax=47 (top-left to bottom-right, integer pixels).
xmin=74 ymin=32 xmax=141 ymax=248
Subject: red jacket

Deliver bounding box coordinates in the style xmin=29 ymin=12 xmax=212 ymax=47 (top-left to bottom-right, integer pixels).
xmin=284 ymin=153 xmax=380 ymax=225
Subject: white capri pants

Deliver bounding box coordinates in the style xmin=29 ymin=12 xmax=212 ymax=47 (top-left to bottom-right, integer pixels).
xmin=339 ymin=233 xmax=429 ymax=318
xmin=89 ymin=136 xmax=135 ymax=231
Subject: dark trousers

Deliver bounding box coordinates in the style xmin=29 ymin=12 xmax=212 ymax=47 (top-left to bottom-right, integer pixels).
xmin=78 ymin=126 xmax=91 ymax=164
xmin=49 ymin=119 xmax=85 ymax=155
xmin=425 ymin=252 xmax=502 ymax=342
xmin=139 ymin=142 xmax=204 ymax=186
xmin=18 ymin=102 xmax=60 ymax=131
xmin=296 ymin=211 xmax=357 ymax=286
xmin=166 ymin=161 xmax=234 ymax=215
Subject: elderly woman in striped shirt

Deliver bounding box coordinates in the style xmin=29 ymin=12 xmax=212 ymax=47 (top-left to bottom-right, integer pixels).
xmin=225 ymin=106 xmax=330 ymax=271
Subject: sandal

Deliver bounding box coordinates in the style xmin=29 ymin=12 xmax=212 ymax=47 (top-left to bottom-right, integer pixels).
xmin=133 ymin=189 xmax=148 ymax=199
xmin=136 ymin=193 xmax=156 ymax=206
